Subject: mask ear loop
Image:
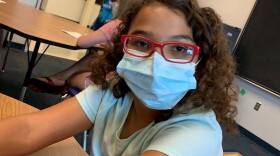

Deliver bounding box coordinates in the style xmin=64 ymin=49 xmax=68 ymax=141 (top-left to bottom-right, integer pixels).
xmin=194 ymin=57 xmax=202 ymax=66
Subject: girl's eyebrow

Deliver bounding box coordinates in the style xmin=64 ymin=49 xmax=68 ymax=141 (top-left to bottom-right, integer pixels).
xmin=130 ymin=30 xmax=195 ymax=43
xmin=170 ymin=35 xmax=195 ymax=43
xmin=130 ymin=30 xmax=152 ymax=37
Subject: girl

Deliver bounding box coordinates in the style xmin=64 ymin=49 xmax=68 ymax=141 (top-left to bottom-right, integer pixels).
xmin=0 ymin=0 xmax=238 ymax=155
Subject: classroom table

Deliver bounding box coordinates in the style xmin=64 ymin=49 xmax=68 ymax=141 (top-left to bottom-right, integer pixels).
xmin=0 ymin=93 xmax=89 ymax=156
xmin=0 ymin=0 xmax=93 ymax=101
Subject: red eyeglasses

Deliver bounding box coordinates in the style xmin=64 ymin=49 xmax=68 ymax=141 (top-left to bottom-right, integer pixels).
xmin=121 ymin=35 xmax=200 ymax=64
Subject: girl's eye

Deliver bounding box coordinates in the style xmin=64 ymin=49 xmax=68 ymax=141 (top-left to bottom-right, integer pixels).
xmin=164 ymin=44 xmax=194 ymax=60
xmin=135 ymin=40 xmax=150 ymax=49
xmin=174 ymin=46 xmax=186 ymax=52
xmin=169 ymin=45 xmax=192 ymax=54
xmin=128 ymin=39 xmax=151 ymax=51
xmin=126 ymin=38 xmax=152 ymax=52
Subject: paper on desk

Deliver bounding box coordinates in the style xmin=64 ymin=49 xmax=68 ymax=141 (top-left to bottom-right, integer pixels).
xmin=62 ymin=30 xmax=82 ymax=39
xmin=0 ymin=0 xmax=6 ymax=3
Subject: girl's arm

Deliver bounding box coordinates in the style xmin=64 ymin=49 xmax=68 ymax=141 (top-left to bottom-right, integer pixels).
xmin=0 ymin=97 xmax=92 ymax=155
xmin=77 ymin=19 xmax=121 ymax=48
xmin=77 ymin=30 xmax=107 ymax=48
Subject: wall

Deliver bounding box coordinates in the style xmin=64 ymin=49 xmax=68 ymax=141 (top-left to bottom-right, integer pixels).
xmin=198 ymin=0 xmax=280 ymax=150
xmin=80 ymin=0 xmax=100 ymax=27
xmin=235 ymin=77 xmax=280 ymax=149
xmin=40 ymin=0 xmax=86 ymax=22
xmin=198 ymin=0 xmax=255 ymax=29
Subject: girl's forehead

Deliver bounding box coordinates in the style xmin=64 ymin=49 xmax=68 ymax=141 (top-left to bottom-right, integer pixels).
xmin=128 ymin=4 xmax=193 ymax=41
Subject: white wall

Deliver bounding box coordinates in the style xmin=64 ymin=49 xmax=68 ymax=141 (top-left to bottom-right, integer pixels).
xmin=80 ymin=0 xmax=100 ymax=27
xmin=198 ymin=0 xmax=255 ymax=28
xmin=40 ymin=0 xmax=86 ymax=22
xmin=235 ymin=77 xmax=280 ymax=149
xmin=198 ymin=0 xmax=280 ymax=150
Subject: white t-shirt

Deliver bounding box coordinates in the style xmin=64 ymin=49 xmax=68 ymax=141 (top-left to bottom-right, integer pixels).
xmin=76 ymin=85 xmax=223 ymax=156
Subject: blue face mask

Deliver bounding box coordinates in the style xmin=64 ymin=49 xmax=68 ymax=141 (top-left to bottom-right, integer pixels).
xmin=117 ymin=49 xmax=197 ymax=110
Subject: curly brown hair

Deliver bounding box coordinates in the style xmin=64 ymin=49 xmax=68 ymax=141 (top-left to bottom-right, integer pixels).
xmin=90 ymin=0 xmax=239 ymax=133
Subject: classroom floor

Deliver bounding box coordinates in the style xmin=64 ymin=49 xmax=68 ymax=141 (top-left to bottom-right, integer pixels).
xmin=0 ymin=47 xmax=277 ymax=156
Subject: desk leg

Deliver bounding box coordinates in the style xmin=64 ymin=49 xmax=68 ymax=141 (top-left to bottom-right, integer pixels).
xmin=0 ymin=29 xmax=3 ymax=47
xmin=1 ymin=32 xmax=13 ymax=72
xmin=19 ymin=41 xmax=41 ymax=101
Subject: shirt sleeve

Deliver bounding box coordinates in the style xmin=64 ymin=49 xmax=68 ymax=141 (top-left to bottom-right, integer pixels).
xmin=75 ymin=85 xmax=105 ymax=123
xmin=145 ymin=119 xmax=223 ymax=156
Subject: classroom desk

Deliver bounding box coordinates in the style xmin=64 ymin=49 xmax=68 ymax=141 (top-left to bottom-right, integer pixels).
xmin=0 ymin=93 xmax=89 ymax=156
xmin=0 ymin=0 xmax=93 ymax=101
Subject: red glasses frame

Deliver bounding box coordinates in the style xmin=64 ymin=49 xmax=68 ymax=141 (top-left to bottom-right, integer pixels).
xmin=121 ymin=35 xmax=201 ymax=64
